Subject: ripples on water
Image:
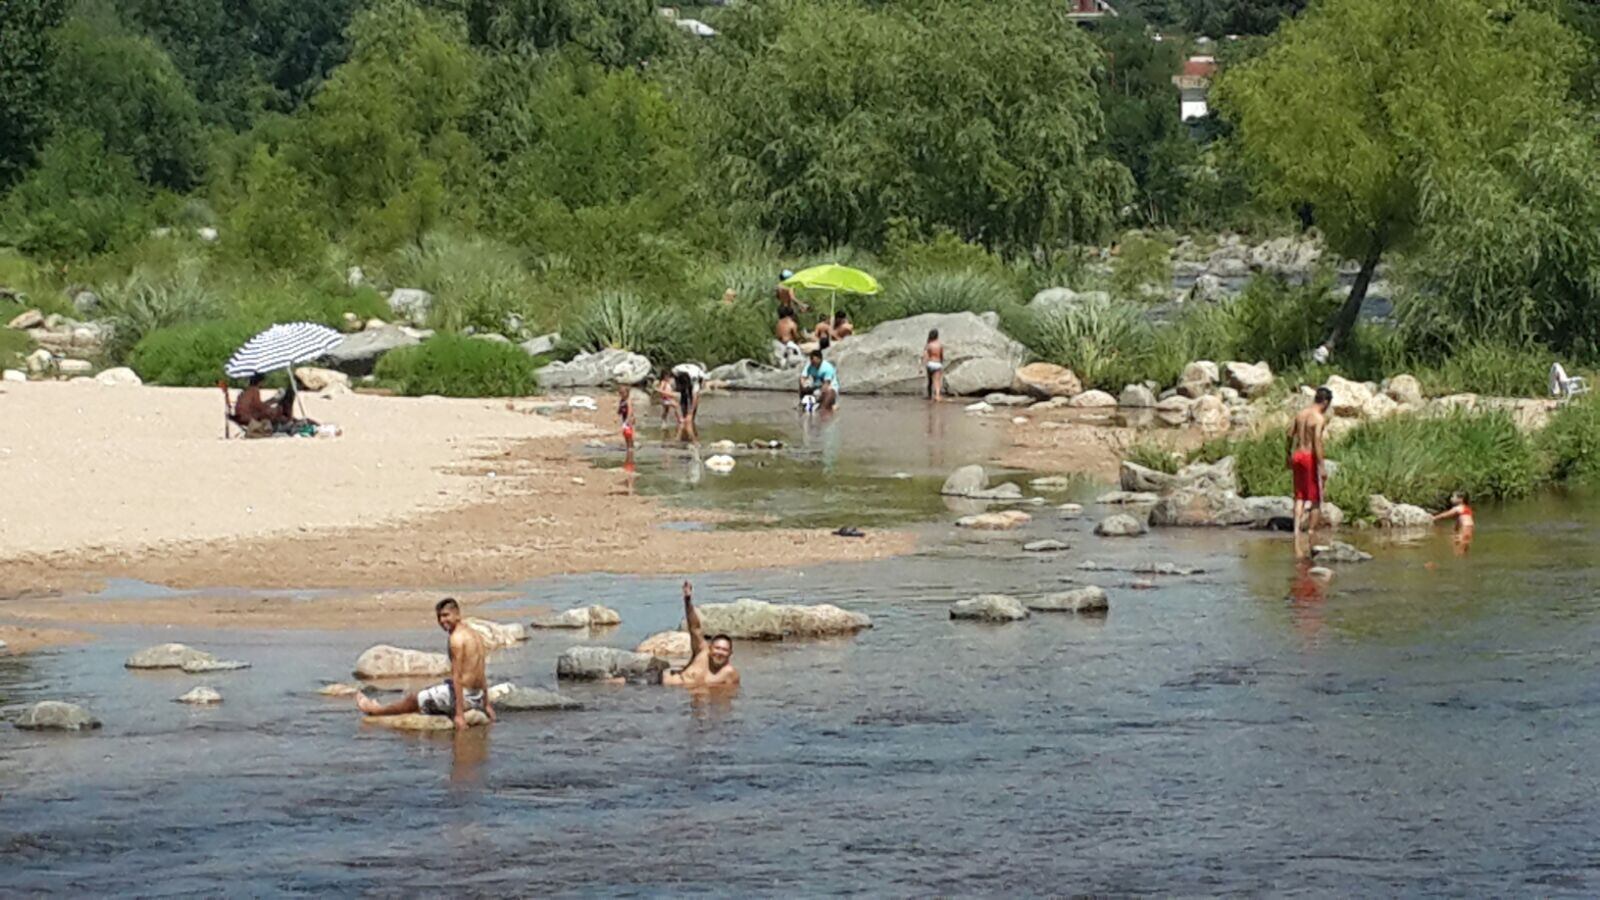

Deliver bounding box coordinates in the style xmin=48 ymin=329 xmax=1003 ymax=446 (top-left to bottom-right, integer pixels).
xmin=4 ymin=399 xmax=1600 ymax=895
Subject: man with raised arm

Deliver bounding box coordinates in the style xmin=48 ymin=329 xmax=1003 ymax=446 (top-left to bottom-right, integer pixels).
xmin=356 ymin=598 xmax=495 ymax=730
xmin=662 ymin=581 xmax=740 ymax=689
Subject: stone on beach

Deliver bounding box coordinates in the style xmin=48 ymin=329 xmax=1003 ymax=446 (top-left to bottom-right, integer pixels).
xmin=950 ymin=594 xmax=1031 ymax=622
xmin=464 ymin=618 xmax=528 ymax=648
xmin=957 ymin=510 xmax=1032 ymax=531
xmin=529 ymin=605 xmax=622 ymax=629
xmin=556 ymin=646 xmax=669 ymax=681
xmin=2 ymin=369 xmax=25 ymax=382
xmin=354 ymin=644 xmax=451 ymax=679
xmin=1095 ymin=513 xmax=1148 ymax=537
xmin=175 ymin=687 xmax=222 ymax=705
xmin=294 ymin=367 xmax=350 ymax=391
xmin=1369 ymin=494 xmax=1434 ymax=528
xmin=1223 ymin=361 xmax=1274 ymax=398
xmin=636 ymin=630 xmax=693 ymax=659
xmin=1026 ymin=586 xmax=1109 ymax=613
xmin=1012 ymin=362 xmax=1082 ymax=399
xmin=685 ymin=598 xmax=872 ymax=640
xmin=15 ymin=701 xmax=100 ymax=731
xmin=94 ymin=367 xmax=142 ymax=386
xmin=1068 ymin=389 xmax=1118 ymax=408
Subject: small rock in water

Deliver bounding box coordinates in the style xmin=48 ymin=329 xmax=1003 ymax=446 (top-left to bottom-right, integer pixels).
xmin=1094 ymin=514 xmax=1148 ymax=537
xmin=1312 ymin=541 xmax=1372 ymax=563
xmin=704 ymin=454 xmax=736 ymax=473
xmin=941 ymin=464 xmax=989 ymax=497
xmin=1029 ymin=476 xmax=1075 ymax=491
xmin=1308 ymin=566 xmax=1334 ymax=580
xmin=1057 ymin=503 xmax=1084 ymax=518
xmin=557 ymin=647 xmax=669 ymax=682
xmin=366 ymin=710 xmax=490 ymax=731
xmin=1027 ymin=586 xmax=1109 ymax=613
xmin=1097 ymin=490 xmax=1159 ymax=505
xmin=956 ymin=510 xmax=1032 ymax=531
xmin=950 ymin=594 xmax=1031 ymax=622
xmin=463 ymin=617 xmax=527 ymax=649
xmin=966 ymin=483 xmax=1024 ymax=502
xmin=1076 ymin=560 xmax=1110 ymax=571
xmin=126 ymin=643 xmax=239 ymax=671
xmin=636 ymin=630 xmax=692 ymax=659
xmin=181 ymin=658 xmax=250 ymax=673
xmin=964 ymin=401 xmax=993 ymax=413
xmin=1023 ymin=539 xmax=1069 ymax=553
xmin=15 ymin=701 xmax=100 ymax=731
xmin=488 ymin=684 xmax=583 ymax=711
xmin=175 ymin=687 xmax=222 ymax=705
xmin=530 ymin=605 xmax=622 ymax=629
xmin=317 ymin=683 xmax=363 ymax=697
xmin=1011 ymin=416 xmax=1028 ymax=425
xmin=354 ymin=644 xmax=450 ymax=678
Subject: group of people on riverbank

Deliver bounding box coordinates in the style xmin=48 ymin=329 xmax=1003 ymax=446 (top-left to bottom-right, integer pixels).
xmin=1287 ymin=386 xmax=1475 ymax=558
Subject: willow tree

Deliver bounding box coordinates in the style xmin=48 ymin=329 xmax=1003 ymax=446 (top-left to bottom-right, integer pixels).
xmin=1216 ymin=0 xmax=1585 ymax=353
xmin=685 ymin=0 xmax=1132 ymax=258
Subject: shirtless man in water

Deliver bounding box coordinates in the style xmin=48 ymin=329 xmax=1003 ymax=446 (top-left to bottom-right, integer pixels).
xmin=356 ymin=598 xmax=495 ymax=730
xmin=662 ymin=581 xmax=740 ymax=689
xmin=1287 ymin=386 xmax=1333 ymax=553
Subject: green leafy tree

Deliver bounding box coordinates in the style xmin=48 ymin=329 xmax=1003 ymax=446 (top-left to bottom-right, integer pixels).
xmin=1 ymin=128 xmax=149 ymax=262
xmin=296 ymin=1 xmax=481 ymax=251
xmin=48 ymin=7 xmax=207 ymax=191
xmin=1093 ymin=17 xmax=1199 ymax=224
xmin=0 ymin=0 xmax=67 ymax=188
xmin=424 ymin=0 xmax=671 ymax=67
xmin=1217 ymin=0 xmax=1586 ymax=353
xmin=686 ymin=0 xmax=1131 ymax=258
xmin=225 ymin=145 xmax=328 ymax=272
xmin=1183 ymin=0 xmax=1305 ymax=35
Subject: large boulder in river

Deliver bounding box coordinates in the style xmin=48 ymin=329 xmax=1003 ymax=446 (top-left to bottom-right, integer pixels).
xmin=530 ymin=605 xmax=621 ymax=629
xmin=556 ymin=647 xmax=669 ymax=682
xmin=706 ymin=359 xmax=797 ymax=391
xmin=325 ymin=325 xmax=420 ymax=375
xmin=636 ymin=631 xmax=693 ymax=659
xmin=950 ymin=594 xmax=1031 ymax=622
xmin=354 ymin=644 xmax=450 ymax=679
xmin=1012 ymin=363 xmax=1082 ymax=399
xmin=684 ymin=598 xmax=872 ymax=640
xmin=540 ymin=348 xmax=651 ymax=388
xmin=125 ymin=643 xmax=250 ymax=673
xmin=1094 ymin=513 xmax=1148 ymax=537
xmin=828 ymin=312 xmax=1026 ymax=396
xmin=1369 ymin=494 xmax=1433 ymax=528
xmin=1148 ymin=489 xmax=1256 ymax=527
xmin=14 ymin=701 xmax=100 ymax=731
xmin=488 ymin=683 xmax=583 ymax=710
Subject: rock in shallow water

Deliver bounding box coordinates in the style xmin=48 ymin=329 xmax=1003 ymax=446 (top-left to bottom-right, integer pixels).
xmin=687 ymin=598 xmax=872 ymax=640
xmin=950 ymin=595 xmax=1031 ymax=622
xmin=530 ymin=605 xmax=622 ymax=629
xmin=557 ymin=647 xmax=669 ymax=682
xmin=1094 ymin=514 xmax=1147 ymax=537
xmin=318 ymin=683 xmax=363 ymax=697
xmin=15 ymin=701 xmax=100 ymax=731
xmin=354 ymin=644 xmax=450 ymax=679
xmin=956 ymin=510 xmax=1032 ymax=531
xmin=941 ymin=464 xmax=988 ymax=497
xmin=1026 ymin=586 xmax=1109 ymax=613
xmin=463 ymin=617 xmax=528 ymax=648
xmin=1023 ymin=539 xmax=1069 ymax=553
xmin=488 ymin=683 xmax=582 ymax=711
xmin=125 ymin=643 xmax=250 ymax=673
xmin=1313 ymin=541 xmax=1372 ymax=563
xmin=175 ymin=687 xmax=222 ymax=705
xmin=1369 ymin=494 xmax=1433 ymax=529
xmin=366 ymin=710 xmax=490 ymax=731
xmin=636 ymin=630 xmax=693 ymax=659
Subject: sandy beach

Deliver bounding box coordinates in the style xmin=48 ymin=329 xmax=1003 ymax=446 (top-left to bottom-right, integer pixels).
xmin=0 ymin=381 xmax=912 ymax=617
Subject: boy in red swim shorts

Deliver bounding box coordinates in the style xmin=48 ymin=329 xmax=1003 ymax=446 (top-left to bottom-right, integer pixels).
xmin=1286 ymin=386 xmax=1333 ymax=554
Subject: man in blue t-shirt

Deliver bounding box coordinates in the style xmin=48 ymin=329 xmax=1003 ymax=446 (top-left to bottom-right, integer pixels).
xmin=801 ymin=350 xmax=839 ymax=412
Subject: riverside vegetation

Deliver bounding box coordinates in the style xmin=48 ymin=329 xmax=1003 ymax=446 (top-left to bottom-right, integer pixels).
xmin=1 ymin=0 xmax=1599 ymax=410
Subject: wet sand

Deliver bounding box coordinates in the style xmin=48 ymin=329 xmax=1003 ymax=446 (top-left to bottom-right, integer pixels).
xmin=998 ymin=406 xmax=1204 ymax=477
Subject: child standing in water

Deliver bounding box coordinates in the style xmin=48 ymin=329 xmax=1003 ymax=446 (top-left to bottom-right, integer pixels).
xmin=1433 ymin=492 xmax=1475 ymax=530
xmin=923 ymin=329 xmax=944 ymax=401
xmin=617 ymin=381 xmax=636 ymax=450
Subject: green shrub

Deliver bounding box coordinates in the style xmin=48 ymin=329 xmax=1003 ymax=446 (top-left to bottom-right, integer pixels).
xmin=375 ymin=333 xmax=540 ymax=397
xmin=381 ymin=231 xmax=556 ymax=335
xmin=1125 ymin=440 xmax=1181 ymax=474
xmin=1539 ymin=396 xmax=1600 ymax=486
xmin=129 ymin=319 xmax=261 ymax=386
xmin=867 ymin=269 xmax=1022 ymax=329
xmin=98 ymin=272 xmax=220 ymax=361
xmin=1019 ymin=299 xmax=1183 ymax=390
xmin=1410 ymin=341 xmax=1553 ymax=398
xmin=685 ymin=301 xmax=774 ymax=368
xmin=229 ymin=283 xmax=388 ymax=330
xmin=1109 ymin=232 xmax=1173 ymax=302
xmin=0 ymin=328 xmax=34 ymax=369
xmin=1193 ymin=410 xmax=1544 ymax=519
xmin=561 ymin=290 xmax=689 ymax=368
xmin=1 ymin=128 xmax=150 ymax=262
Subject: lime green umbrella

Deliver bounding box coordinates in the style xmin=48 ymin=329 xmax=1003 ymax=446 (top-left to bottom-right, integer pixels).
xmin=782 ymin=264 xmax=880 ymax=320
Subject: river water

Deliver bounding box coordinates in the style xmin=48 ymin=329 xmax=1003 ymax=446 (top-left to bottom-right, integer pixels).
xmin=4 ymin=398 xmax=1600 ymax=895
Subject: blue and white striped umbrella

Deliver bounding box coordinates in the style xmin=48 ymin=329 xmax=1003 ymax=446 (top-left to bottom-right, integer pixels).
xmin=225 ymin=322 xmax=344 ymax=378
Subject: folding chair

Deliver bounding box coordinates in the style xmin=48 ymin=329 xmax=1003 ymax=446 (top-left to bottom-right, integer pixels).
xmin=1549 ymin=363 xmax=1590 ymax=402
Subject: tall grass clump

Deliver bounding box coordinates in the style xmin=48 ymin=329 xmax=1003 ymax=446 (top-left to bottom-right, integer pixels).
xmin=382 ymin=232 xmax=554 ymax=336
xmin=560 ymin=290 xmax=689 ymax=368
xmin=1409 ymin=341 xmax=1555 ymax=398
xmin=857 ymin=268 xmax=1022 ymax=330
xmin=374 ymin=333 xmax=540 ymax=397
xmin=1020 ymin=298 xmax=1183 ymax=390
xmin=128 ymin=319 xmax=261 ymax=386
xmin=1539 ymin=396 xmax=1600 ymax=486
xmin=685 ymin=300 xmax=775 ymax=368
xmin=1193 ymin=410 xmax=1544 ymax=519
xmin=97 ymin=271 xmax=219 ymax=361
xmin=1109 ymin=231 xmax=1173 ymax=303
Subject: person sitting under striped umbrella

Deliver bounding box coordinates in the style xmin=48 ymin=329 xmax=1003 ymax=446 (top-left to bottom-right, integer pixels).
xmin=233 ymin=373 xmax=297 ymax=436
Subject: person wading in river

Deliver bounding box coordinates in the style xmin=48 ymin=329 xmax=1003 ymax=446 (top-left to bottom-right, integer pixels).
xmin=356 ymin=598 xmax=495 ymax=731
xmin=662 ymin=581 xmax=739 ymax=689
xmin=1287 ymin=386 xmax=1333 ymax=555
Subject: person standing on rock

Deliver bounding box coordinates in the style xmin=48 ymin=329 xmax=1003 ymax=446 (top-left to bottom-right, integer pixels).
xmin=923 ymin=329 xmax=945 ymax=401
xmin=356 ymin=598 xmax=495 ymax=730
xmin=1287 ymin=386 xmax=1333 ymax=555
xmin=662 ymin=581 xmax=740 ymax=689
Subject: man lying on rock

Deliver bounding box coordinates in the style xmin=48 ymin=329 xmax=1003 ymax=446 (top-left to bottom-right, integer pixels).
xmin=662 ymin=582 xmax=740 ymax=689
xmin=357 ymin=598 xmax=496 ymax=730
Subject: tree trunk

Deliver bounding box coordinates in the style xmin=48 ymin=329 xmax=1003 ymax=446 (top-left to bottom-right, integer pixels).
xmin=1323 ymin=243 xmax=1384 ymax=352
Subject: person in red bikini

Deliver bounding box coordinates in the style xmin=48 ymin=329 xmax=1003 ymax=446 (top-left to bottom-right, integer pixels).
xmin=1286 ymin=386 xmax=1333 ymax=555
xmin=1433 ymin=491 xmax=1475 ymax=530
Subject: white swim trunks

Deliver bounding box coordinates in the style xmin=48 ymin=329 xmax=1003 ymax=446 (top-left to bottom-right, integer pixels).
xmin=416 ymin=679 xmax=486 ymax=716
xmin=926 ymin=361 xmax=944 ymax=372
